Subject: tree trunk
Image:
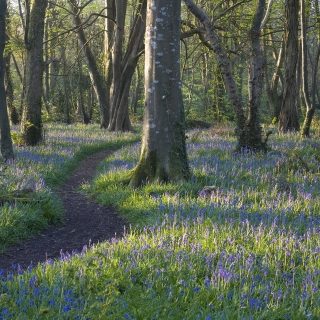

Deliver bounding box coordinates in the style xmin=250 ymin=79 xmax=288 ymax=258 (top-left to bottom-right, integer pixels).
xmin=44 ymin=9 xmax=50 ymax=107
xmin=0 ymin=0 xmax=14 ymax=160
xmin=131 ymin=64 xmax=142 ymax=115
xmin=4 ymin=53 xmax=19 ymax=125
xmin=130 ymin=0 xmax=189 ymax=187
xmin=70 ymin=0 xmax=109 ymax=128
xmin=265 ymin=35 xmax=285 ymax=120
xmin=108 ymin=0 xmax=146 ymax=132
xmin=279 ymin=0 xmax=300 ymax=132
xmin=77 ymin=49 xmax=90 ymax=125
xmin=301 ymin=0 xmax=315 ymax=137
xmin=4 ymin=10 xmax=19 ymax=125
xmin=104 ymin=0 xmax=115 ymax=113
xmin=62 ymin=47 xmax=71 ymax=124
xmin=22 ymin=0 xmax=48 ymax=145
xmin=244 ymin=0 xmax=266 ymax=150
xmin=184 ymin=0 xmax=266 ymax=151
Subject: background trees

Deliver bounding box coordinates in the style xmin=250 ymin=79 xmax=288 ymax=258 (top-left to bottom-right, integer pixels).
xmin=0 ymin=0 xmax=320 ymax=158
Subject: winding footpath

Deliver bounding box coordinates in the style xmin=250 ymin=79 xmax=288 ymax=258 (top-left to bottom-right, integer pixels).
xmin=0 ymin=149 xmax=126 ymax=272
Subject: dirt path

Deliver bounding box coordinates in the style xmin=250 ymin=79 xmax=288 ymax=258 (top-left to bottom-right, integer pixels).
xmin=0 ymin=149 xmax=126 ymax=272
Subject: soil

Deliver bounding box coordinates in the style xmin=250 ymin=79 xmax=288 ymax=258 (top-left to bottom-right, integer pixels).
xmin=0 ymin=149 xmax=126 ymax=273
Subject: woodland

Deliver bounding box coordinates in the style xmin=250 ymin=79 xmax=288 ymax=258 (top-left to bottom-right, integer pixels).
xmin=0 ymin=0 xmax=320 ymax=319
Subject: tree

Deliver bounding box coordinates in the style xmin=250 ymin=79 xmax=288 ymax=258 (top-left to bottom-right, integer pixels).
xmin=301 ymin=0 xmax=315 ymax=137
xmin=4 ymin=52 xmax=19 ymax=125
xmin=108 ymin=0 xmax=147 ymax=132
xmin=265 ymin=35 xmax=285 ymax=121
xmin=130 ymin=0 xmax=189 ymax=187
xmin=278 ymin=0 xmax=300 ymax=132
xmin=69 ymin=0 xmax=110 ymax=128
xmin=104 ymin=0 xmax=115 ymax=123
xmin=184 ymin=0 xmax=268 ymax=151
xmin=4 ymin=10 xmax=19 ymax=125
xmin=0 ymin=0 xmax=14 ymax=160
xmin=22 ymin=0 xmax=49 ymax=145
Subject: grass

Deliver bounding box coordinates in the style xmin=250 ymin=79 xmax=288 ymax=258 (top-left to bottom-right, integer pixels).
xmin=0 ymin=123 xmax=137 ymax=252
xmin=1 ymin=127 xmax=320 ymax=319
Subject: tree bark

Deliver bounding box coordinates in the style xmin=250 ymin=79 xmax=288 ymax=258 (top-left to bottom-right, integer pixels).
xmin=265 ymin=35 xmax=285 ymax=120
xmin=301 ymin=0 xmax=315 ymax=137
xmin=108 ymin=0 xmax=146 ymax=132
xmin=0 ymin=0 xmax=14 ymax=160
xmin=131 ymin=64 xmax=142 ymax=115
xmin=4 ymin=53 xmax=19 ymax=125
xmin=70 ymin=0 xmax=110 ymax=128
xmin=279 ymin=0 xmax=300 ymax=132
xmin=130 ymin=0 xmax=189 ymax=187
xmin=245 ymin=0 xmax=266 ymax=150
xmin=77 ymin=47 xmax=90 ymax=125
xmin=4 ymin=10 xmax=19 ymax=125
xmin=104 ymin=0 xmax=115 ymax=114
xmin=22 ymin=0 xmax=48 ymax=145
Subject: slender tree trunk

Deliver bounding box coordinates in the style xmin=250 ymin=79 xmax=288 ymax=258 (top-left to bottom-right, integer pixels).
xmin=44 ymin=9 xmax=50 ymax=105
xmin=4 ymin=11 xmax=19 ymax=125
xmin=301 ymin=0 xmax=315 ymax=136
xmin=131 ymin=64 xmax=142 ymax=115
xmin=22 ymin=0 xmax=48 ymax=145
xmin=245 ymin=0 xmax=266 ymax=150
xmin=311 ymin=0 xmax=320 ymax=109
xmin=265 ymin=35 xmax=285 ymax=120
xmin=104 ymin=0 xmax=115 ymax=111
xmin=70 ymin=0 xmax=109 ymax=128
xmin=109 ymin=0 xmax=127 ymax=119
xmin=108 ymin=0 xmax=129 ymax=131
xmin=61 ymin=47 xmax=71 ymax=124
xmin=130 ymin=0 xmax=189 ymax=187
xmin=108 ymin=0 xmax=146 ymax=132
xmin=77 ymin=49 xmax=89 ymax=125
xmin=279 ymin=0 xmax=300 ymax=132
xmin=0 ymin=0 xmax=14 ymax=160
xmin=4 ymin=53 xmax=19 ymax=125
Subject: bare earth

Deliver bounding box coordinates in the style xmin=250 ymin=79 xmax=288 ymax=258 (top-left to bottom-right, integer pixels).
xmin=0 ymin=149 xmax=126 ymax=272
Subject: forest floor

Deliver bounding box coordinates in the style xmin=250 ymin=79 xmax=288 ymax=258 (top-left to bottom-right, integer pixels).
xmin=1 ymin=125 xmax=320 ymax=319
xmin=0 ymin=149 xmax=125 ymax=272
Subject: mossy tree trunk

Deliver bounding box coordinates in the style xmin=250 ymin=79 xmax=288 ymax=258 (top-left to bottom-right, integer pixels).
xmin=130 ymin=0 xmax=189 ymax=187
xmin=22 ymin=0 xmax=48 ymax=145
xmin=0 ymin=0 xmax=14 ymax=160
